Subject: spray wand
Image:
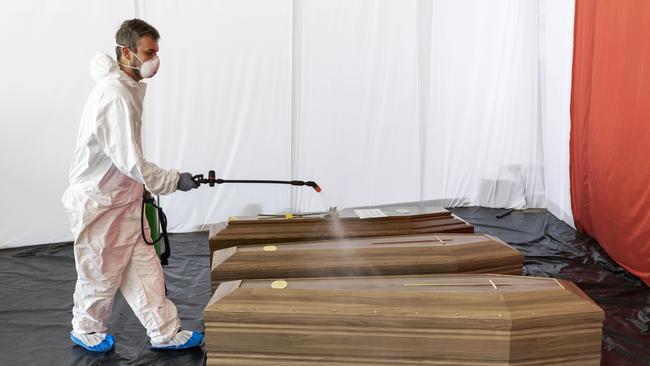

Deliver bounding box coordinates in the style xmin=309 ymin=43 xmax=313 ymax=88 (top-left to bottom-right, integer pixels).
xmin=142 ymin=170 xmax=320 ymax=271
xmin=192 ymin=170 xmax=321 ymax=193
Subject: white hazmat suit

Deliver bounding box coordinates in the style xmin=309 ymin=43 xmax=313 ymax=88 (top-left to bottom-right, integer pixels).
xmin=62 ymin=53 xmax=181 ymax=345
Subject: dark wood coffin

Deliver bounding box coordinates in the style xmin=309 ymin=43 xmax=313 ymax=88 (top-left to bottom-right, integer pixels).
xmin=204 ymin=274 xmax=603 ymax=365
xmin=211 ymin=233 xmax=523 ymax=289
xmin=209 ymin=207 xmax=474 ymax=262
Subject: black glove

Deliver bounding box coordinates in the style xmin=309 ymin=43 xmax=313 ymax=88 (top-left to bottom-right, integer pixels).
xmin=177 ymin=172 xmax=199 ymax=191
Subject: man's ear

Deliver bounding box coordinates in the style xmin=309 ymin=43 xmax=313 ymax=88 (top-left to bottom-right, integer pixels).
xmin=121 ymin=46 xmax=131 ymax=62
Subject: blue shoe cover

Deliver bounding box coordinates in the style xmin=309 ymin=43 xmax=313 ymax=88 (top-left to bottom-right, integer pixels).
xmin=151 ymin=331 xmax=204 ymax=350
xmin=70 ymin=331 xmax=115 ymax=352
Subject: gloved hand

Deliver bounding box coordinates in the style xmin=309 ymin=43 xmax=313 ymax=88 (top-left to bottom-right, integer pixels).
xmin=177 ymin=172 xmax=199 ymax=192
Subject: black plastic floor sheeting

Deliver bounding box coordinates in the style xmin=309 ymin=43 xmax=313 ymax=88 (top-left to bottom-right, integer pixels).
xmin=0 ymin=232 xmax=212 ymax=366
xmin=0 ymin=207 xmax=649 ymax=365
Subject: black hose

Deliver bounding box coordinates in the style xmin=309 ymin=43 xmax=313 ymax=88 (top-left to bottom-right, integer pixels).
xmin=141 ymin=196 xmax=164 ymax=245
xmin=496 ymin=209 xmax=515 ymax=219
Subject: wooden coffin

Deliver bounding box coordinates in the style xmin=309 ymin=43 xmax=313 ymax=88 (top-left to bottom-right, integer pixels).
xmin=204 ymin=274 xmax=604 ymax=365
xmin=209 ymin=207 xmax=474 ymax=262
xmin=211 ymin=233 xmax=523 ymax=289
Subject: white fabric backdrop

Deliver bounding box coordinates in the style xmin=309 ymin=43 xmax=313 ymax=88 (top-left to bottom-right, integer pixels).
xmin=291 ymin=0 xmax=422 ymax=213
xmin=139 ymin=0 xmax=294 ymax=232
xmin=0 ymin=0 xmax=575 ymax=248
xmin=423 ymin=1 xmax=547 ymax=209
xmin=538 ymin=0 xmax=575 ymax=227
xmin=0 ymin=0 xmax=135 ymax=248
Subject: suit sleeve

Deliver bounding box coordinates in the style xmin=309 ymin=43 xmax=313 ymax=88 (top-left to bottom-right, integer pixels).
xmin=95 ymin=92 xmax=179 ymax=195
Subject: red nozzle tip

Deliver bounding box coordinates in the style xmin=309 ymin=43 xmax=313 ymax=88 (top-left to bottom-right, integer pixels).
xmin=315 ymin=185 xmax=322 ymax=193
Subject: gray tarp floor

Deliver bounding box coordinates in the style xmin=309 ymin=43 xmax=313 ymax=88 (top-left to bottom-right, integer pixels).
xmin=0 ymin=207 xmax=648 ymax=365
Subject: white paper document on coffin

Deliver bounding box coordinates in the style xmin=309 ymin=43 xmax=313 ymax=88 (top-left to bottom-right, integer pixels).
xmin=354 ymin=209 xmax=387 ymax=219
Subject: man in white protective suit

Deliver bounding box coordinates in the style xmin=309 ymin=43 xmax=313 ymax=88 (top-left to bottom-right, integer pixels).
xmin=62 ymin=19 xmax=203 ymax=352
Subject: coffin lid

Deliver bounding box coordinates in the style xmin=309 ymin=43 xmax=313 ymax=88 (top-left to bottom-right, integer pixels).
xmin=228 ymin=233 xmax=508 ymax=252
xmin=206 ymin=274 xmax=603 ymax=323
xmin=224 ymin=206 xmax=451 ymax=224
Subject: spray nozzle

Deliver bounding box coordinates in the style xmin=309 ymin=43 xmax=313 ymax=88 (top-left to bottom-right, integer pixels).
xmin=304 ymin=181 xmax=322 ymax=193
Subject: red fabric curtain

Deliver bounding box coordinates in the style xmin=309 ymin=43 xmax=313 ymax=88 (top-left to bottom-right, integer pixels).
xmin=571 ymin=0 xmax=650 ymax=285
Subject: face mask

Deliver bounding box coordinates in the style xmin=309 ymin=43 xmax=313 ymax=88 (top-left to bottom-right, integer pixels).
xmin=117 ymin=44 xmax=160 ymax=78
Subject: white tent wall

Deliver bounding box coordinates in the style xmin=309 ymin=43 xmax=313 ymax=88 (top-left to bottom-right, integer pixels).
xmin=0 ymin=0 xmax=575 ymax=248
xmin=139 ymin=0 xmax=294 ymax=232
xmin=291 ymin=0 xmax=422 ymax=213
xmin=419 ymin=0 xmax=574 ymax=216
xmin=0 ymin=0 xmax=135 ymax=248
xmin=538 ymin=0 xmax=576 ymax=228
xmin=293 ymin=0 xmax=575 ymax=219
xmin=423 ymin=1 xmax=547 ymax=209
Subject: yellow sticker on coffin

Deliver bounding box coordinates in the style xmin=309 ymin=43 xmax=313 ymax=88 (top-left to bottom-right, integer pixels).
xmin=271 ymin=280 xmax=288 ymax=289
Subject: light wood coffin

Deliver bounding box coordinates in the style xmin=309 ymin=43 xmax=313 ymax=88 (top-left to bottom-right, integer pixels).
xmin=211 ymin=233 xmax=523 ymax=289
xmin=209 ymin=207 xmax=474 ymax=262
xmin=204 ymin=274 xmax=603 ymax=365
